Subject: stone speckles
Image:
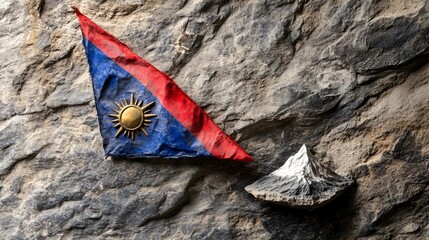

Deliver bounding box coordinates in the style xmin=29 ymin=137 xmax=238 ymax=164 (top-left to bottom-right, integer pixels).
xmin=0 ymin=0 xmax=428 ymax=239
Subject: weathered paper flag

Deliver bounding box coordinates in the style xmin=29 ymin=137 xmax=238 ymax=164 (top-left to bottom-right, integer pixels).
xmin=74 ymin=7 xmax=252 ymax=162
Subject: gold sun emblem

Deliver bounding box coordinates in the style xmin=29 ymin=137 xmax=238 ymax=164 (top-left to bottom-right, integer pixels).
xmin=109 ymin=93 xmax=157 ymax=140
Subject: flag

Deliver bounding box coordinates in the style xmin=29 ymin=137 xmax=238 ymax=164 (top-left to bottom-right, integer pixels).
xmin=73 ymin=7 xmax=253 ymax=162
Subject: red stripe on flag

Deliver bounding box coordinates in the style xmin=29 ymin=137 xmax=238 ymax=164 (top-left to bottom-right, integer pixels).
xmin=73 ymin=7 xmax=252 ymax=162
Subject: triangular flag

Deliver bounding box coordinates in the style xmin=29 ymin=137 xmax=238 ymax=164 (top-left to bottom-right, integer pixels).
xmin=73 ymin=7 xmax=252 ymax=162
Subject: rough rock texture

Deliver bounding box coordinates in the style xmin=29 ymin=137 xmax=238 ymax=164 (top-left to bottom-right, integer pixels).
xmin=245 ymin=145 xmax=353 ymax=209
xmin=0 ymin=0 xmax=428 ymax=239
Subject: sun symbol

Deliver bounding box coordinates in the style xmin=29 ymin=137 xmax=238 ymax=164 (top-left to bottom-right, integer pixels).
xmin=109 ymin=93 xmax=157 ymax=140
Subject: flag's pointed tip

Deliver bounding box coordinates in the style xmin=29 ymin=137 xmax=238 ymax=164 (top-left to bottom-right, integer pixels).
xmin=240 ymin=154 xmax=254 ymax=163
xmin=232 ymin=150 xmax=253 ymax=163
xmin=71 ymin=6 xmax=82 ymax=16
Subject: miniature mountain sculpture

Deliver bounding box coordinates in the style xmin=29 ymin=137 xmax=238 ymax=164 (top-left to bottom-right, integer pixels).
xmin=245 ymin=145 xmax=354 ymax=209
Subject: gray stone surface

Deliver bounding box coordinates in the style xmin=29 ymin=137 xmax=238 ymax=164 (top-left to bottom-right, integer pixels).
xmin=245 ymin=145 xmax=353 ymax=209
xmin=400 ymin=222 xmax=420 ymax=234
xmin=0 ymin=0 xmax=428 ymax=239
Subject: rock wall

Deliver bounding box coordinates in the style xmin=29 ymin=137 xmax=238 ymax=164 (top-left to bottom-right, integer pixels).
xmin=1 ymin=0 xmax=428 ymax=239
